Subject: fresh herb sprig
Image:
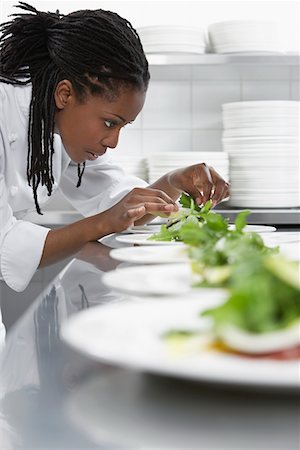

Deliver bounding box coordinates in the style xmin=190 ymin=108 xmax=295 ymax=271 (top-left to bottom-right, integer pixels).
xmin=148 ymin=194 xmax=219 ymax=243
xmin=149 ymin=193 xmax=278 ymax=288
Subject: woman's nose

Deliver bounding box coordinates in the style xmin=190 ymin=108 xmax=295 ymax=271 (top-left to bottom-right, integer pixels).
xmin=101 ymin=129 xmax=121 ymax=149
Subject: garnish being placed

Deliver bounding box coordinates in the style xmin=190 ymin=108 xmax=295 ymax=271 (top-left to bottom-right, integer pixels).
xmin=189 ymin=227 xmax=278 ymax=288
xmin=150 ymin=194 xmax=299 ymax=359
xmin=148 ymin=194 xmax=214 ymax=242
xmin=149 ymin=193 xmax=278 ymax=287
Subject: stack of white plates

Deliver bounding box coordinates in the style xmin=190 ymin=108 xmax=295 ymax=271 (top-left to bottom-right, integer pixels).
xmin=208 ymin=20 xmax=283 ymax=54
xmin=136 ymin=25 xmax=206 ymax=54
xmin=222 ymin=101 xmax=300 ymax=208
xmin=111 ymin=156 xmax=148 ymax=181
xmin=147 ymin=152 xmax=229 ymax=184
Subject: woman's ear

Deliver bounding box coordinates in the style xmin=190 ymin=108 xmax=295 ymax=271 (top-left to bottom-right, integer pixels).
xmin=54 ymin=79 xmax=74 ymax=109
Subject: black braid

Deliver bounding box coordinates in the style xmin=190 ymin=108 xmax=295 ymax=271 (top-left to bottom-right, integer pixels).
xmin=0 ymin=2 xmax=150 ymax=214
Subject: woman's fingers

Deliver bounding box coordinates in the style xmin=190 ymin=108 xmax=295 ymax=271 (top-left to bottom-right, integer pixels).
xmin=209 ymin=167 xmax=230 ymax=206
xmin=126 ymin=205 xmax=146 ymax=220
xmin=126 ymin=202 xmax=177 ymax=221
xmin=144 ymin=202 xmax=178 ymax=213
xmin=189 ymin=163 xmax=214 ymax=205
xmin=129 ymin=195 xmax=171 ymax=206
xmin=200 ymin=164 xmax=215 ymax=205
xmin=191 ymin=165 xmax=229 ymax=207
xmin=213 ymin=182 xmax=230 ymax=207
xmin=130 ymin=187 xmax=177 ymax=206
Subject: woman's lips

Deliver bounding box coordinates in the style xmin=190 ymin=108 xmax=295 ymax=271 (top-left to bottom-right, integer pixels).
xmin=86 ymin=150 xmax=106 ymax=160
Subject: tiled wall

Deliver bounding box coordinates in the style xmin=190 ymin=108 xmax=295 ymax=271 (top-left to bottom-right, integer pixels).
xmin=44 ymin=63 xmax=299 ymax=211
xmin=116 ymin=64 xmax=299 ymax=154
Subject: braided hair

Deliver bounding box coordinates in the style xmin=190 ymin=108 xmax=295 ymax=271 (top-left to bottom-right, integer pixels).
xmin=0 ymin=2 xmax=150 ymax=214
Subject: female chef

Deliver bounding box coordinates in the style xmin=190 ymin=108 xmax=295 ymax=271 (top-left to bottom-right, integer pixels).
xmin=0 ymin=2 xmax=229 ymax=293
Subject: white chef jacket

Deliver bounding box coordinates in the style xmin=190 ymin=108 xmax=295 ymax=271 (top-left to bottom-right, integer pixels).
xmin=0 ymin=82 xmax=147 ymax=296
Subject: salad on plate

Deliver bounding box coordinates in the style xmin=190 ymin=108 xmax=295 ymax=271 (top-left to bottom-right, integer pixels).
xmin=164 ymin=253 xmax=300 ymax=359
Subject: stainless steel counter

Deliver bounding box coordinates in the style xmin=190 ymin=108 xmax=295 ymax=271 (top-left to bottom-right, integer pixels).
xmin=0 ymin=239 xmax=299 ymax=449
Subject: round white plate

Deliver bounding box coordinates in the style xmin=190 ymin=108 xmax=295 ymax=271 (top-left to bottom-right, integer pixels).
xmin=262 ymin=231 xmax=300 ymax=245
xmin=278 ymin=243 xmax=300 ymax=261
xmin=61 ymin=297 xmax=300 ymax=390
xmin=223 ymin=127 xmax=298 ymax=137
xmin=102 ymin=263 xmax=201 ymax=296
xmin=124 ymin=224 xmax=162 ymax=234
xmin=116 ymin=233 xmax=184 ymax=246
xmin=110 ymin=245 xmax=190 ymax=265
xmin=228 ymin=224 xmax=276 ymax=233
xmin=222 ymin=100 xmax=299 ymax=110
xmin=121 ymin=225 xmax=276 ymax=240
xmin=118 ymin=224 xmax=277 ymax=245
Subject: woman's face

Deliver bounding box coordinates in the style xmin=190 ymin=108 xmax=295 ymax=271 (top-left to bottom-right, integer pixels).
xmin=54 ymin=80 xmax=146 ymax=163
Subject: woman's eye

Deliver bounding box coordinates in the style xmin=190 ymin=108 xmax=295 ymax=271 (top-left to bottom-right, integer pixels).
xmin=104 ymin=120 xmax=115 ymax=128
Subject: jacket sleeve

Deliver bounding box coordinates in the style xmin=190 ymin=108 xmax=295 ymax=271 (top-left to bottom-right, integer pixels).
xmin=0 ymin=173 xmax=50 ymax=292
xmin=58 ymin=154 xmax=148 ymax=217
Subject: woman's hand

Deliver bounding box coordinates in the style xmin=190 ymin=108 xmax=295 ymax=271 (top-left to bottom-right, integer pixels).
xmin=168 ymin=163 xmax=230 ymax=208
xmin=100 ymin=187 xmax=179 ymax=233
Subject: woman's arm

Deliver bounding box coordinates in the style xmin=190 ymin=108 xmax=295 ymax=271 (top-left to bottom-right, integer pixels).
xmin=39 ymin=187 xmax=178 ymax=267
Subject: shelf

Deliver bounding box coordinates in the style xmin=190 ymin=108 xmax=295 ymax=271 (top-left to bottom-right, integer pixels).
xmin=147 ymin=53 xmax=300 ymax=66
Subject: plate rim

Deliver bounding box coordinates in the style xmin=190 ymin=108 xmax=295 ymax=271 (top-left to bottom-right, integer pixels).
xmin=61 ymin=298 xmax=300 ymax=390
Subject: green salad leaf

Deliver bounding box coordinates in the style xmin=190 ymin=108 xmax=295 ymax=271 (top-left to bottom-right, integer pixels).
xmin=234 ymin=210 xmax=251 ymax=233
xmin=155 ymin=195 xmax=298 ymax=343
xmin=179 ymin=192 xmax=203 ymax=212
xmin=149 ymin=193 xmax=279 ymax=291
xmin=148 ymin=195 xmax=218 ymax=243
xmin=202 ymin=255 xmax=300 ymax=333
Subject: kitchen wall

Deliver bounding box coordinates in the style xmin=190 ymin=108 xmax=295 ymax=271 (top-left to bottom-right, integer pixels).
xmin=2 ymin=0 xmax=298 ymax=211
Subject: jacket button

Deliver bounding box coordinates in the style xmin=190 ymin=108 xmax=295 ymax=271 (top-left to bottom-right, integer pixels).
xmin=9 ymin=133 xmax=18 ymax=144
xmin=10 ymin=186 xmax=18 ymax=197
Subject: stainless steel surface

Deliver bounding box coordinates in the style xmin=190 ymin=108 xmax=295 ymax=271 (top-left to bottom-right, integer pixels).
xmin=147 ymin=52 xmax=300 ymax=65
xmin=216 ymin=207 xmax=300 ymax=225
xmin=25 ymin=208 xmax=300 ymax=227
xmin=0 ymin=237 xmax=299 ymax=449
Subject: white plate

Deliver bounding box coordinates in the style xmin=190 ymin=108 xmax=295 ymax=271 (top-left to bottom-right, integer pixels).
xmin=102 ymin=263 xmax=201 ymax=296
xmin=223 ymin=127 xmax=298 ymax=137
xmin=110 ymin=245 xmax=190 ymax=265
xmin=116 ymin=233 xmax=184 ymax=246
xmin=121 ymin=224 xmax=276 ymax=241
xmin=99 ymin=234 xmax=129 ymax=249
xmin=61 ymin=297 xmax=300 ymax=390
xmin=262 ymin=231 xmax=300 ymax=245
xmin=222 ymin=100 xmax=299 ymax=110
xmin=278 ymin=243 xmax=300 ymax=261
xmin=125 ymin=224 xmax=162 ymax=234
xmin=228 ymin=224 xmax=276 ymax=233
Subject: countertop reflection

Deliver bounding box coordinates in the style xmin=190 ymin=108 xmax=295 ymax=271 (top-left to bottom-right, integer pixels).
xmin=0 ymin=238 xmax=299 ymax=450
